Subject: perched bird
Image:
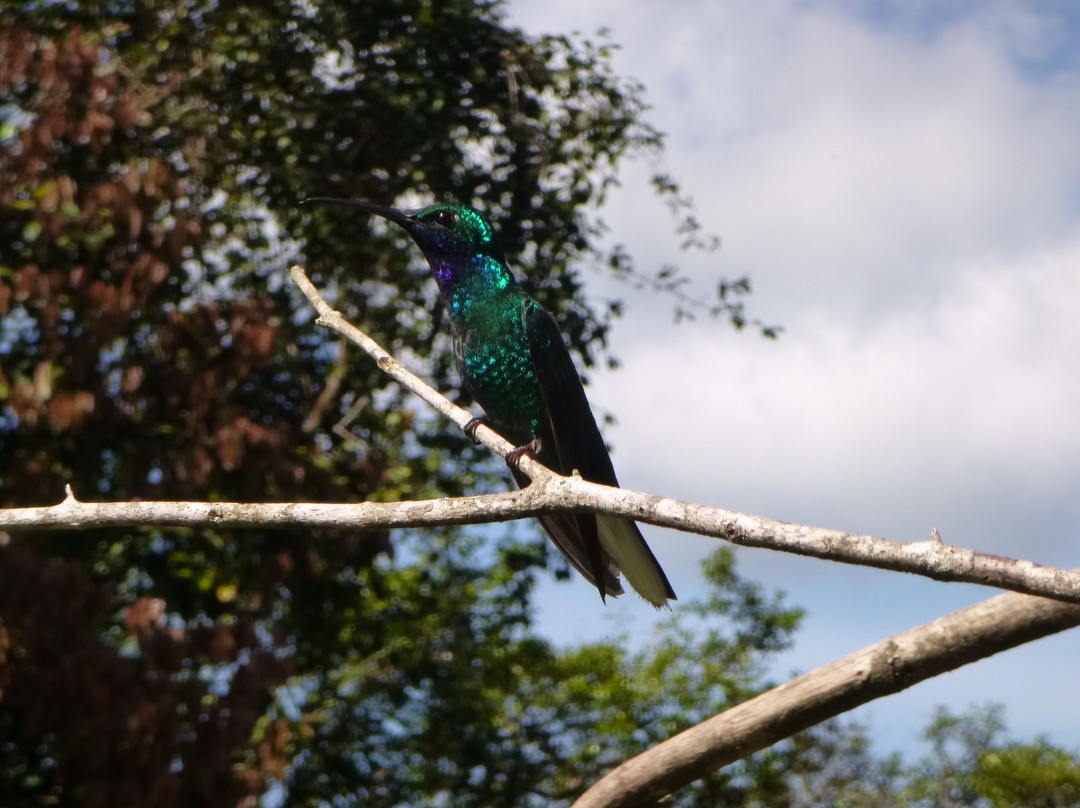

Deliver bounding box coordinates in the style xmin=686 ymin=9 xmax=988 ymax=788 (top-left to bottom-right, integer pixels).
xmin=306 ymin=198 xmax=676 ymax=608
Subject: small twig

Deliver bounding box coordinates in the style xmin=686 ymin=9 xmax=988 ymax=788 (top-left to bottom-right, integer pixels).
xmin=5 ymin=478 xmax=1080 ymax=608
xmin=332 ymin=393 xmax=369 ymax=446
xmin=302 ymin=339 xmax=350 ymax=433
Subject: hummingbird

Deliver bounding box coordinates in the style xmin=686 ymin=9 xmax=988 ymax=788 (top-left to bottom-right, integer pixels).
xmin=306 ymin=198 xmax=676 ymax=608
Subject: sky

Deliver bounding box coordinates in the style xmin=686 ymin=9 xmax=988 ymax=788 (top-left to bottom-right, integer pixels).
xmin=505 ymin=0 xmax=1080 ymax=757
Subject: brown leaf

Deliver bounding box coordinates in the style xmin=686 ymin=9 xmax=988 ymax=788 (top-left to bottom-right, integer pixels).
xmin=125 ymin=597 xmax=166 ymax=638
xmin=184 ymin=446 xmax=213 ymax=486
xmin=9 ymin=382 xmax=37 ymax=423
xmin=127 ymin=203 xmax=142 ymax=240
xmin=74 ymin=390 xmax=95 ymax=418
xmin=122 ymin=365 xmax=144 ymax=393
xmin=33 ymin=117 xmax=54 ymax=150
xmin=216 ymin=423 xmax=243 ymax=470
xmin=246 ymin=324 xmax=276 ymax=357
xmin=33 ymin=360 xmax=52 ymax=401
xmin=14 ymin=264 xmax=40 ymax=302
xmin=57 ymin=174 xmax=77 ymax=205
xmin=143 ymin=158 xmax=168 ymax=197
xmin=148 ymin=259 xmax=168 ymax=285
xmin=119 ymin=163 xmax=141 ymax=193
xmin=47 ymin=394 xmax=75 ymax=431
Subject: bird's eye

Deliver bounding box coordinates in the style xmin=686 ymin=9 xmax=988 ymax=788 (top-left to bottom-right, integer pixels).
xmin=432 ymin=210 xmax=458 ymax=228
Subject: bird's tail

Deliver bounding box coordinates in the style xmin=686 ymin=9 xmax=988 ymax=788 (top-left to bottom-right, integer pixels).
xmin=537 ymin=512 xmax=624 ymax=598
xmin=596 ymin=515 xmax=676 ymax=609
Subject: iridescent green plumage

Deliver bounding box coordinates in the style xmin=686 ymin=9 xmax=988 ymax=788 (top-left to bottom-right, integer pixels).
xmin=307 ymin=198 xmax=676 ymax=607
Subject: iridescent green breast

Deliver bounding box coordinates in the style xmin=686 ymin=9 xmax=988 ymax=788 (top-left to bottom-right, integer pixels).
xmin=449 ymin=288 xmax=547 ymax=446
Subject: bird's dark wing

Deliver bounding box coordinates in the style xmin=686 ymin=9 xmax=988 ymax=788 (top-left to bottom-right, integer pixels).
xmin=523 ymin=301 xmax=676 ymax=607
xmin=522 ymin=301 xmax=619 ymax=484
xmin=520 ymin=300 xmax=620 ymax=598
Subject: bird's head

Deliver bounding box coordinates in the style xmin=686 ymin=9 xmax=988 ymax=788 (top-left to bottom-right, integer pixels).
xmin=305 ymin=198 xmax=512 ymax=295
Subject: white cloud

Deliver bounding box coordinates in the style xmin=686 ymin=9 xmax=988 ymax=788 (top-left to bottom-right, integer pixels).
xmin=578 ymin=2 xmax=1080 ymax=322
xmin=597 ymin=236 xmax=1080 ymax=555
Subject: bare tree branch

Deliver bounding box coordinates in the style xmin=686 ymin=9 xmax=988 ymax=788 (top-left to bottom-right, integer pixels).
xmin=4 ymin=480 xmax=1080 ymax=609
xmin=0 ymin=483 xmax=546 ymax=531
xmin=573 ymin=583 xmax=1080 ymax=807
xmin=3 ymin=265 xmax=1080 ymax=614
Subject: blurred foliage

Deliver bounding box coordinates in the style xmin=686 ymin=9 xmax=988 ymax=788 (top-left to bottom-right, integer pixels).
xmin=902 ymin=705 xmax=1080 ymax=808
xmin=778 ymin=704 xmax=1080 ymax=808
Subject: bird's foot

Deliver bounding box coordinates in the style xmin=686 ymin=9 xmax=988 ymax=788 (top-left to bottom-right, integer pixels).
xmin=506 ymin=438 xmax=543 ymax=471
xmin=463 ymin=416 xmax=489 ymax=445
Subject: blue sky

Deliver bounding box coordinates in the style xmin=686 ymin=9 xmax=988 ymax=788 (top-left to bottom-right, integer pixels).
xmin=505 ymin=0 xmax=1080 ymax=756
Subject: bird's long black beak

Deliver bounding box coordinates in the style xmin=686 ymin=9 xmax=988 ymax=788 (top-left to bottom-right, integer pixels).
xmin=302 ymin=197 xmax=416 ymax=231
